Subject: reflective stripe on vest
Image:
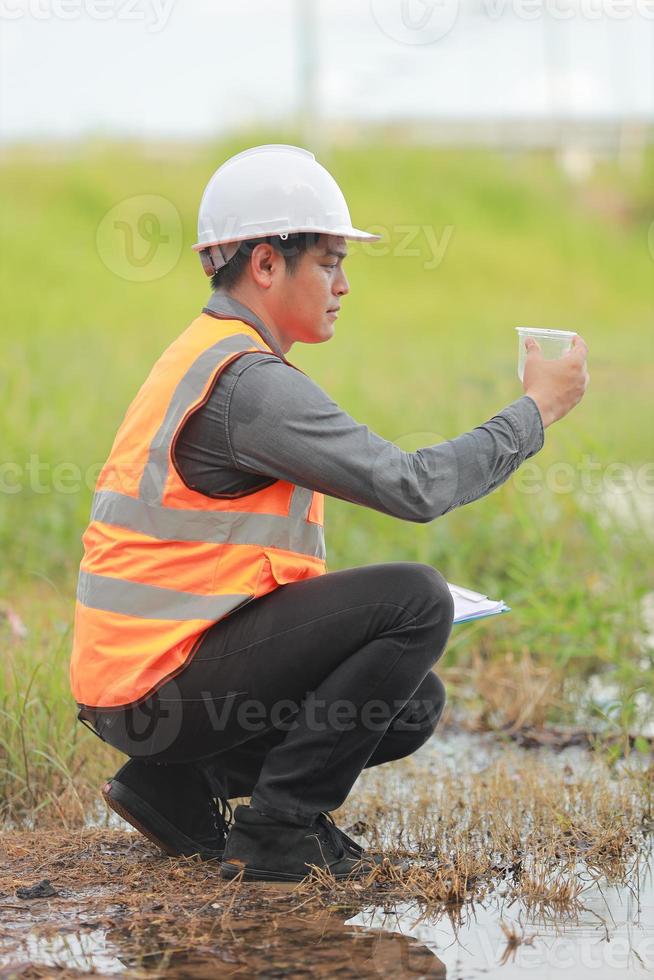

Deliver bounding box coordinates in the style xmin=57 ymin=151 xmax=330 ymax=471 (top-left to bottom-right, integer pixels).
xmin=77 ymin=570 xmax=251 ymax=621
xmin=70 ymin=315 xmax=327 ymax=710
xmin=88 ymin=487 xmax=325 ymax=555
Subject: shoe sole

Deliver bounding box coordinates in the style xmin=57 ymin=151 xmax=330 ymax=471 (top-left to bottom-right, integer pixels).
xmin=219 ymin=859 xmax=374 ymax=883
xmin=102 ymin=779 xmax=224 ymax=861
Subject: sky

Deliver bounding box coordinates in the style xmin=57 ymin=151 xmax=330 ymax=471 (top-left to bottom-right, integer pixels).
xmin=1 ymin=0 xmax=653 ymax=142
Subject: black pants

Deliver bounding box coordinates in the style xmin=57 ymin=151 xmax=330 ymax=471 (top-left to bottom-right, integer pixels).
xmin=82 ymin=562 xmax=455 ymax=825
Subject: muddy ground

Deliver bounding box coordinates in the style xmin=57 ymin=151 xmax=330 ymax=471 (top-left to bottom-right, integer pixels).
xmin=1 ymin=727 xmax=653 ymax=979
xmin=1 ymin=827 xmax=457 ymax=978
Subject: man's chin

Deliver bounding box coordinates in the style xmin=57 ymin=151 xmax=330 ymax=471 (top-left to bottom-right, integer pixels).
xmin=301 ymin=322 xmax=334 ymax=344
xmin=321 ymin=318 xmax=336 ymax=340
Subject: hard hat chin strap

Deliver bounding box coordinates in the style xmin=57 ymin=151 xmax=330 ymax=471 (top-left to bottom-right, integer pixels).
xmin=199 ymin=242 xmax=241 ymax=277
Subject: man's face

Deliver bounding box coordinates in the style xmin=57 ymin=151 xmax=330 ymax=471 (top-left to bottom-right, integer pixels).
xmin=268 ymin=234 xmax=350 ymax=350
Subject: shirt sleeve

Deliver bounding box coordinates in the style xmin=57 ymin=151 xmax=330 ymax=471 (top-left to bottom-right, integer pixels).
xmin=222 ymin=353 xmax=545 ymax=524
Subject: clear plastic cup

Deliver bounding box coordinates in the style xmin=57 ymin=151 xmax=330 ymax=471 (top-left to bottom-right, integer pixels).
xmin=516 ymin=327 xmax=577 ymax=383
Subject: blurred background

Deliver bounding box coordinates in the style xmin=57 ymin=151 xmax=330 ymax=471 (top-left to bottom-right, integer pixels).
xmin=1 ymin=0 xmax=653 ymax=821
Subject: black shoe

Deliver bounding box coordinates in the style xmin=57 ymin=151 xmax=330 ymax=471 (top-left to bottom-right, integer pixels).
xmin=334 ymin=820 xmax=384 ymax=866
xmin=102 ymin=758 xmax=231 ymax=860
xmin=220 ymin=805 xmax=378 ymax=882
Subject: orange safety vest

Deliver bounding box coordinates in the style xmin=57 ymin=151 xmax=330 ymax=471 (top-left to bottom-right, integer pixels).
xmin=70 ymin=310 xmax=326 ymax=709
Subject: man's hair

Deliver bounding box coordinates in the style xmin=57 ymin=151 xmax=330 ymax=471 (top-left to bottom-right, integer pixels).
xmin=209 ymin=232 xmax=322 ymax=291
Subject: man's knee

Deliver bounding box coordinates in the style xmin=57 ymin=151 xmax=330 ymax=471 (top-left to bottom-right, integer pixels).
xmin=401 ymin=563 xmax=454 ymax=629
xmin=363 ymin=673 xmax=447 ymax=770
xmin=394 ymin=566 xmax=454 ymax=674
xmin=392 ymin=671 xmax=447 ymax=741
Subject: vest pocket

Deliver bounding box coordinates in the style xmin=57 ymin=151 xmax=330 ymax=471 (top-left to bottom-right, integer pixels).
xmin=264 ymin=548 xmax=309 ymax=585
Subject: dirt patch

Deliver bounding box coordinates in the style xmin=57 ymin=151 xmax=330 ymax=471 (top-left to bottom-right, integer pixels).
xmin=0 ymin=829 xmax=449 ymax=977
xmin=1 ymin=731 xmax=653 ymax=977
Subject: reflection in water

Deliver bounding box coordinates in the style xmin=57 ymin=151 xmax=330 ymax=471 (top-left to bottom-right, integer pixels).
xmin=12 ymin=855 xmax=654 ymax=980
xmin=350 ymin=851 xmax=654 ymax=979
xmin=105 ymin=907 xmax=448 ymax=977
xmin=3 ymin=728 xmax=653 ymax=978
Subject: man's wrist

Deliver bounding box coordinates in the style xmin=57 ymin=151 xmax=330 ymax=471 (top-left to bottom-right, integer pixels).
xmin=524 ymin=391 xmax=553 ymax=429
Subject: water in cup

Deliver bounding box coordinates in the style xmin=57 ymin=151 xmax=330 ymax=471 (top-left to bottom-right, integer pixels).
xmin=516 ymin=327 xmax=577 ymax=382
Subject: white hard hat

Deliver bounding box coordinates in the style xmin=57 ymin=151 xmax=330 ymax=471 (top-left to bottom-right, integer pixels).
xmin=193 ymin=144 xmax=381 ymax=276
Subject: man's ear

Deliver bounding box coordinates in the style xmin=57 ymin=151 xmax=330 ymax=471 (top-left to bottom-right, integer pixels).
xmin=249 ymin=243 xmax=280 ymax=288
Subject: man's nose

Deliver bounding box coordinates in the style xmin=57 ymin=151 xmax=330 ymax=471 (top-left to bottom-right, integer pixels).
xmin=334 ymin=268 xmax=349 ymax=297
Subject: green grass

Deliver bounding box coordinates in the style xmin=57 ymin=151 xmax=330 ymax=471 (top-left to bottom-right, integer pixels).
xmin=1 ymin=131 xmax=653 ymax=821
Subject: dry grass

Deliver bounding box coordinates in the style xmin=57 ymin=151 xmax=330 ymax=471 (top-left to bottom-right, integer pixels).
xmin=1 ymin=830 xmax=452 ymax=977
xmin=320 ymin=739 xmax=651 ymax=914
xmin=497 ymin=919 xmax=537 ymax=965
xmin=442 ymin=647 xmax=569 ymax=731
xmin=1 ymin=738 xmax=651 ymax=976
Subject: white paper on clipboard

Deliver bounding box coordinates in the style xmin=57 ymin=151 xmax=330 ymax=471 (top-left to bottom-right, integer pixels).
xmin=446 ymin=582 xmax=511 ymax=625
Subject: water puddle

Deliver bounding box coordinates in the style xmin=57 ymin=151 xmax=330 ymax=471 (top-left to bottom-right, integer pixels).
xmin=2 ymin=731 xmax=652 ymax=978
xmin=3 ymin=856 xmax=652 ymax=978
xmin=350 ymin=856 xmax=654 ymax=978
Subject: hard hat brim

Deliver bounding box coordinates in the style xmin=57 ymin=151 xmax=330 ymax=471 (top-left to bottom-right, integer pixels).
xmin=192 ymin=225 xmax=381 ymax=252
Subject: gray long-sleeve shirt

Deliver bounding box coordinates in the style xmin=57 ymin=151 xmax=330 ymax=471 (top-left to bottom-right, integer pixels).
xmin=174 ymin=290 xmax=545 ymax=523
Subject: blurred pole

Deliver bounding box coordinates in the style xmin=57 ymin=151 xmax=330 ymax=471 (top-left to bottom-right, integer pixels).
xmin=616 ymin=26 xmax=646 ymax=176
xmin=295 ymin=0 xmax=324 ymax=154
xmin=542 ymin=17 xmax=563 ymax=164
